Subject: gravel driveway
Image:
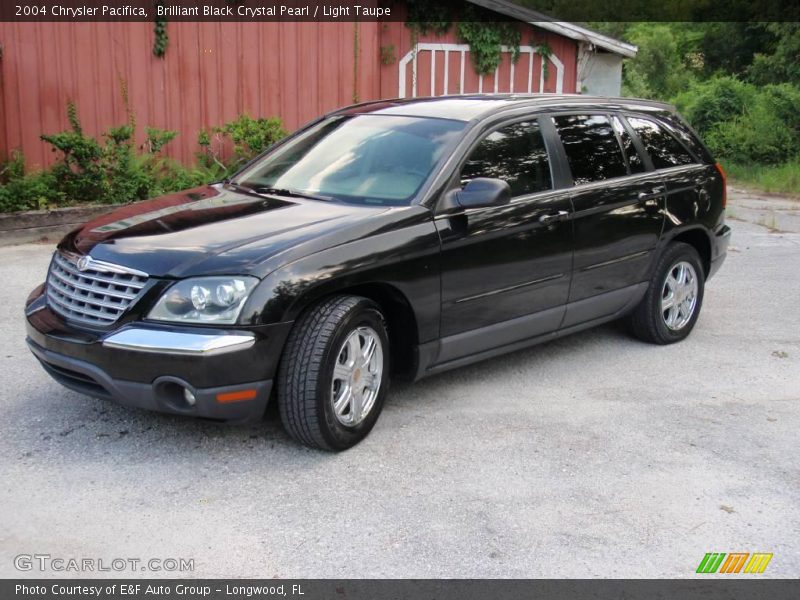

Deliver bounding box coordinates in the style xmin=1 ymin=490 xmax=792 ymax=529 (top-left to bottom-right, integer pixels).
xmin=1 ymin=188 xmax=798 ymax=578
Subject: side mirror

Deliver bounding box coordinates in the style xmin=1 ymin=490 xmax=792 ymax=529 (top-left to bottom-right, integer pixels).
xmin=439 ymin=178 xmax=511 ymax=214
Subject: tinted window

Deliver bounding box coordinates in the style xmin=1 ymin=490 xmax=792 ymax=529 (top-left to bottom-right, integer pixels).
xmin=461 ymin=121 xmax=551 ymax=197
xmin=663 ymin=116 xmax=713 ymax=163
xmin=612 ymin=116 xmax=645 ymax=174
xmin=627 ymin=116 xmax=697 ymax=169
xmin=237 ymin=115 xmax=465 ymax=206
xmin=554 ymin=115 xmax=628 ymax=185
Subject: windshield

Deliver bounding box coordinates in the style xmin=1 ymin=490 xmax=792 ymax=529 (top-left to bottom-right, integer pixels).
xmin=235 ymin=115 xmax=465 ymax=206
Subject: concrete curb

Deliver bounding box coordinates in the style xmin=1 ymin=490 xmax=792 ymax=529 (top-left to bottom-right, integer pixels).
xmin=0 ymin=204 xmax=121 ymax=246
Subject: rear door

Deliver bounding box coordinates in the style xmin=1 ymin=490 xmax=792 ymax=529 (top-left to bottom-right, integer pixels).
xmin=550 ymin=113 xmax=666 ymax=328
xmin=624 ymin=114 xmax=717 ymax=236
xmin=433 ymin=117 xmax=574 ymax=364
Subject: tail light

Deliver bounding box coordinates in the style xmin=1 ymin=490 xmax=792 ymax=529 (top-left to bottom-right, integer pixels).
xmin=715 ymin=162 xmax=727 ymax=209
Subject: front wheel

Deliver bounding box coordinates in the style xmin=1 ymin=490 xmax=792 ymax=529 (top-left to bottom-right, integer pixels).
xmin=277 ymin=295 xmax=390 ymax=451
xmin=627 ymin=242 xmax=705 ymax=344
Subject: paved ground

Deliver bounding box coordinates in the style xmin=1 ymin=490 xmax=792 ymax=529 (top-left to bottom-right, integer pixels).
xmin=1 ymin=188 xmax=798 ymax=579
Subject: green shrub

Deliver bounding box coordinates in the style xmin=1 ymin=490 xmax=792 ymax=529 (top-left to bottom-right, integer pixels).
xmin=707 ymin=109 xmax=794 ymax=164
xmin=40 ymin=108 xmax=106 ymax=203
xmin=220 ymin=114 xmax=285 ymax=161
xmin=145 ymin=127 xmax=178 ymax=153
xmin=1 ymin=103 xmax=287 ymax=213
xmin=757 ymin=84 xmax=800 ymax=138
xmin=0 ymin=151 xmax=64 ymax=213
xmin=144 ymin=156 xmax=223 ymax=197
xmin=198 ymin=114 xmax=286 ymax=174
xmin=674 ymin=77 xmax=800 ymax=164
xmin=673 ymin=76 xmax=755 ymax=136
xmin=40 ymin=103 xmax=154 ymax=204
xmin=38 ymin=102 xmax=233 ymax=206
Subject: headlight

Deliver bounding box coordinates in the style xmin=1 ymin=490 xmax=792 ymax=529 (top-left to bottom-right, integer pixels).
xmin=148 ymin=276 xmax=258 ymax=324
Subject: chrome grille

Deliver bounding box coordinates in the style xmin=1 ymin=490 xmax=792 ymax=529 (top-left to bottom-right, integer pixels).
xmin=46 ymin=252 xmax=149 ymax=327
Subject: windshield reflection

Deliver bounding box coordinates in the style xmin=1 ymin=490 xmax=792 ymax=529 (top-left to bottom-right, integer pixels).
xmin=236 ymin=115 xmax=465 ymax=206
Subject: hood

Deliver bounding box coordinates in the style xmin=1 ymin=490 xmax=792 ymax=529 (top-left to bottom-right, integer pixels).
xmin=61 ymin=184 xmax=389 ymax=278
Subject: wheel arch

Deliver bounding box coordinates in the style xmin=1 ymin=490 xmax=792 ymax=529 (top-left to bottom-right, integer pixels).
xmin=336 ymin=282 xmax=420 ymax=379
xmin=281 ymin=280 xmax=421 ymax=380
xmin=663 ymin=226 xmax=712 ymax=277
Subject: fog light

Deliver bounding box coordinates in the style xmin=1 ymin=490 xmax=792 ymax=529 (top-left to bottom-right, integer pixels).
xmin=183 ymin=388 xmax=197 ymax=406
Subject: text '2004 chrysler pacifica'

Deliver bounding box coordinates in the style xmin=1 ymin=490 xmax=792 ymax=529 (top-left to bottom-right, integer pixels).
xmin=25 ymin=95 xmax=730 ymax=450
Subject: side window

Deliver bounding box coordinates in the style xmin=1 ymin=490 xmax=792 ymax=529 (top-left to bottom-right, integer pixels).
xmin=611 ymin=116 xmax=645 ymax=174
xmin=554 ymin=114 xmax=628 ymax=185
xmin=627 ymin=116 xmax=697 ymax=169
xmin=662 ymin=116 xmax=713 ymax=163
xmin=460 ymin=121 xmax=552 ymax=197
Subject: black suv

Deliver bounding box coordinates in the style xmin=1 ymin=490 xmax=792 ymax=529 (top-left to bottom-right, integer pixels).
xmin=25 ymin=95 xmax=730 ymax=450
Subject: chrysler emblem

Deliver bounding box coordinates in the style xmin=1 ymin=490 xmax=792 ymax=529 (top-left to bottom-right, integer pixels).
xmin=76 ymin=256 xmax=92 ymax=271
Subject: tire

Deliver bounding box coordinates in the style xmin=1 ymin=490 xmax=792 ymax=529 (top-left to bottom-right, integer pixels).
xmin=627 ymin=242 xmax=705 ymax=345
xmin=277 ymin=295 xmax=390 ymax=451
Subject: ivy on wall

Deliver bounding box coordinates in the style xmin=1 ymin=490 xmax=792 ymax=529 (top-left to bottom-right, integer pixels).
xmin=404 ymin=1 xmax=525 ymax=77
xmin=353 ymin=23 xmax=360 ymax=103
xmin=457 ymin=20 xmax=522 ymax=75
xmin=152 ymin=1 xmax=168 ymax=58
xmin=536 ymin=41 xmax=553 ymax=80
xmin=380 ymin=44 xmax=397 ymax=65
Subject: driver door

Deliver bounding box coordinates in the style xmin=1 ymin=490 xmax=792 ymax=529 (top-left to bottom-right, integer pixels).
xmin=433 ymin=118 xmax=574 ymax=365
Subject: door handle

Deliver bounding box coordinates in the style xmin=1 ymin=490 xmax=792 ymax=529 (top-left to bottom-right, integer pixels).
xmin=539 ymin=210 xmax=569 ymax=224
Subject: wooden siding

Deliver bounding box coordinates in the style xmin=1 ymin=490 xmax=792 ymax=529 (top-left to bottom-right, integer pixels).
xmin=0 ymin=21 xmax=380 ymax=168
xmin=0 ymin=18 xmax=578 ymax=170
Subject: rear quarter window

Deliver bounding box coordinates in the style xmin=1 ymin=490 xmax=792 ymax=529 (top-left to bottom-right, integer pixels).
xmin=662 ymin=115 xmax=715 ymax=164
xmin=626 ymin=116 xmax=698 ymax=170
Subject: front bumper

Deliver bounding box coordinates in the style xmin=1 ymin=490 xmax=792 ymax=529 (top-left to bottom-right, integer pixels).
xmin=25 ymin=290 xmax=293 ymax=422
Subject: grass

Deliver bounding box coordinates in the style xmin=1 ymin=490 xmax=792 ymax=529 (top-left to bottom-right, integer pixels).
xmin=722 ymin=159 xmax=800 ymax=196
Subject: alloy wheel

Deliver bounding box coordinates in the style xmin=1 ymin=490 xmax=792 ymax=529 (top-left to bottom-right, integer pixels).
xmin=661 ymin=261 xmax=699 ymax=331
xmin=330 ymin=326 xmax=384 ymax=426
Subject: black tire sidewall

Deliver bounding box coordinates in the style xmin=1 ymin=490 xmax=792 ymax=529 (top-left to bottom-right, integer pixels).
xmin=316 ymin=300 xmax=390 ymax=450
xmin=651 ymin=245 xmax=705 ymax=343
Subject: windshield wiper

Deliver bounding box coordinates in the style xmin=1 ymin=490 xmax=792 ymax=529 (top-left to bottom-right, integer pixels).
xmin=253 ymin=186 xmax=334 ymax=202
xmin=223 ymin=180 xmax=334 ymax=202
xmin=221 ymin=179 xmax=260 ymax=196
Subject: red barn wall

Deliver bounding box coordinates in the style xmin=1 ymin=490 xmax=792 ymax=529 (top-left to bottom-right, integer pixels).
xmin=0 ymin=17 xmax=578 ymax=171
xmin=0 ymin=21 xmax=380 ymax=169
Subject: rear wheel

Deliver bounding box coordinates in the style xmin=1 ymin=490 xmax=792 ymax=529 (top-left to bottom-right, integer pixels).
xmin=627 ymin=242 xmax=705 ymax=344
xmin=277 ymin=295 xmax=390 ymax=451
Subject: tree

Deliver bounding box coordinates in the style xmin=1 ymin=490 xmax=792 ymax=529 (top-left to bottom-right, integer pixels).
xmin=621 ymin=24 xmax=698 ymax=100
xmin=748 ymin=23 xmax=800 ymax=86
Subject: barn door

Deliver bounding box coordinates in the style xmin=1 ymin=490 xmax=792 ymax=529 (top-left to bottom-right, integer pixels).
xmin=398 ymin=43 xmax=564 ymax=98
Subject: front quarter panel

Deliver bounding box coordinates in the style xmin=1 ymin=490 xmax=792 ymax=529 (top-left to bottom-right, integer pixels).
xmin=239 ymin=206 xmax=441 ymax=344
